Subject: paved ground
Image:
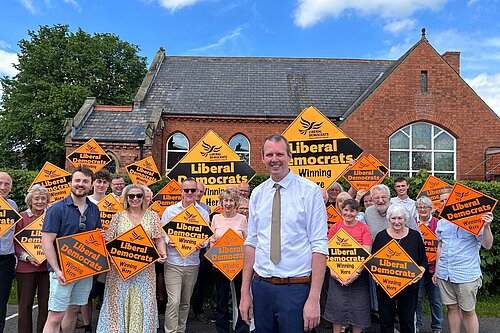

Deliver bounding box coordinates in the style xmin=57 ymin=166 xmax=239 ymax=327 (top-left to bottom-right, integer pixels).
xmin=4 ymin=304 xmax=500 ymax=332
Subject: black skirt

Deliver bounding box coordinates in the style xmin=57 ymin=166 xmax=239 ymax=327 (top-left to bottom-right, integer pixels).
xmin=323 ymin=271 xmax=371 ymax=329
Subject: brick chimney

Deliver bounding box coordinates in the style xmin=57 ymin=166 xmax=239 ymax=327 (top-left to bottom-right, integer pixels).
xmin=442 ymin=51 xmax=460 ymax=74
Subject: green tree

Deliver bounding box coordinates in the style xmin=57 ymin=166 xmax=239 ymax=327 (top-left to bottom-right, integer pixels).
xmin=0 ymin=24 xmax=147 ymax=169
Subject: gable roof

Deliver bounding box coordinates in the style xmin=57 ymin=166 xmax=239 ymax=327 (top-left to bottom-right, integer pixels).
xmin=143 ymin=55 xmax=393 ymax=119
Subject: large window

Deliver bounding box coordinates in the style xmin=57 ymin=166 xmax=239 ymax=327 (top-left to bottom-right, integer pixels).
xmin=166 ymin=133 xmax=189 ymax=171
xmin=389 ymin=122 xmax=455 ymax=178
xmin=229 ymin=134 xmax=250 ymax=164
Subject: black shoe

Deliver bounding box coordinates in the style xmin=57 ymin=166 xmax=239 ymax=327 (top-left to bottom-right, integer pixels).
xmin=195 ymin=313 xmax=209 ymax=324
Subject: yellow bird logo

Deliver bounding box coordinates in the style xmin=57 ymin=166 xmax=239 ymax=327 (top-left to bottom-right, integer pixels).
xmin=299 ymin=117 xmax=322 ymax=135
xmin=201 ymin=141 xmax=222 ymax=157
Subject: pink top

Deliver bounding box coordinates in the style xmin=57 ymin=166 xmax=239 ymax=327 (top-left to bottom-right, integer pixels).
xmin=327 ymin=221 xmax=372 ymax=247
xmin=15 ymin=210 xmax=48 ymax=273
xmin=210 ymin=213 xmax=247 ymax=246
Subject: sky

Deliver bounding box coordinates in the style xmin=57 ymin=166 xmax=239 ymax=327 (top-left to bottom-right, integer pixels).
xmin=1 ymin=0 xmax=500 ymax=116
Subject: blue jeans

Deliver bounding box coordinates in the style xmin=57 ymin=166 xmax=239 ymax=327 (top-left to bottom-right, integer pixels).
xmin=416 ymin=270 xmax=443 ymax=330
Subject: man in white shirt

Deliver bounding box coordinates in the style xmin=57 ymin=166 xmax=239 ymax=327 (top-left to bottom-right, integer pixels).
xmin=161 ymin=178 xmax=210 ymax=333
xmin=240 ymin=134 xmax=328 ymax=332
xmin=390 ymin=177 xmax=417 ymax=219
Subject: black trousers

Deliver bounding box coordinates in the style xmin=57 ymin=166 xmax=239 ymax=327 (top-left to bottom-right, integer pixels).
xmin=377 ymin=284 xmax=418 ymax=333
xmin=214 ymin=269 xmax=249 ymax=333
xmin=0 ymin=254 xmax=15 ymax=333
xmin=191 ymin=248 xmax=213 ymax=315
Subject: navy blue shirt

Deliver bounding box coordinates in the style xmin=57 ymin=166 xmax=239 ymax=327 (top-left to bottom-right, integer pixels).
xmin=42 ymin=195 xmax=101 ymax=271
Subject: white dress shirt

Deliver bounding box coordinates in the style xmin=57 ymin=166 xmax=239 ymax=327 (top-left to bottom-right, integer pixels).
xmin=390 ymin=196 xmax=417 ymax=219
xmin=161 ymin=201 xmax=210 ymax=266
xmin=245 ymin=171 xmax=328 ymax=278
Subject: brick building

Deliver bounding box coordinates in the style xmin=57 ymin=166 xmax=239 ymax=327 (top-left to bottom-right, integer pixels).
xmin=65 ymin=30 xmax=500 ymax=180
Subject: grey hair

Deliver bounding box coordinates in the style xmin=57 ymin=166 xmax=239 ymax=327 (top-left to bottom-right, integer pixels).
xmin=387 ymin=204 xmax=409 ymax=221
xmin=415 ymin=196 xmax=433 ymax=208
xmin=25 ymin=184 xmax=50 ymax=208
xmin=370 ymin=184 xmax=391 ymax=197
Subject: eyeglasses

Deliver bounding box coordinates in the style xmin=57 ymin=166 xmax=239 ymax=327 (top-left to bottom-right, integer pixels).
xmin=417 ymin=206 xmax=431 ymax=210
xmin=183 ymin=188 xmax=197 ymax=193
xmin=372 ymin=196 xmax=389 ymax=201
xmin=79 ymin=215 xmax=87 ymax=231
xmin=239 ymin=207 xmax=249 ymax=211
xmin=127 ymin=193 xmax=144 ymax=199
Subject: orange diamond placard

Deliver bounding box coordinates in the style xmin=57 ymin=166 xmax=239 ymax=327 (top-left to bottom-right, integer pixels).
xmin=416 ymin=176 xmax=452 ymax=212
xmin=439 ymin=183 xmax=497 ymax=236
xmin=96 ymin=194 xmax=123 ymax=231
xmin=162 ymin=204 xmax=213 ymax=258
xmin=282 ymin=106 xmax=363 ymax=189
xmin=365 ymin=239 xmax=424 ymax=298
xmin=326 ymin=204 xmax=343 ymax=230
xmin=419 ymin=224 xmax=438 ymax=263
xmin=30 ymin=162 xmax=71 ymax=202
xmin=167 ymin=130 xmax=255 ymax=211
xmin=327 ymin=228 xmax=370 ymax=284
xmin=106 ymin=224 xmax=160 ymax=281
xmin=343 ymin=154 xmax=388 ymax=192
xmin=56 ymin=230 xmax=110 ymax=283
xmin=150 ymin=179 xmax=182 ymax=217
xmin=126 ymin=156 xmax=162 ymax=186
xmin=205 ymin=228 xmax=244 ymax=280
xmin=14 ymin=214 xmax=45 ymax=263
xmin=66 ymin=138 xmax=112 ymax=172
xmin=0 ymin=196 xmax=22 ymax=238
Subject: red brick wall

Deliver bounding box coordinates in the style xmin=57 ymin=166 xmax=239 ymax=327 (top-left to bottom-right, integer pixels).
xmin=340 ymin=39 xmax=500 ymax=180
xmin=160 ymin=115 xmax=292 ymax=174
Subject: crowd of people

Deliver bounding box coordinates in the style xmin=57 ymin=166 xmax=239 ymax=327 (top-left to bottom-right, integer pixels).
xmin=0 ymin=133 xmax=495 ymax=333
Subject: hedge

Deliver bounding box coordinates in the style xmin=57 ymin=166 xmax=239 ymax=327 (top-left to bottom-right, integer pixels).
xmin=3 ymin=168 xmax=499 ymax=294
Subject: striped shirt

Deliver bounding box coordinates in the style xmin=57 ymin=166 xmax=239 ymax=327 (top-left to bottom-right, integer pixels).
xmin=435 ymin=218 xmax=483 ymax=283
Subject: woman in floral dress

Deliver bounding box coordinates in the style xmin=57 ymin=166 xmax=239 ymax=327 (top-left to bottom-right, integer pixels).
xmin=97 ymin=184 xmax=167 ymax=333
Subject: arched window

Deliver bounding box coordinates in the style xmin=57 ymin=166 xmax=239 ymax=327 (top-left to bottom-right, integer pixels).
xmin=229 ymin=134 xmax=250 ymax=164
xmin=105 ymin=150 xmax=120 ymax=174
xmin=389 ymin=122 xmax=456 ymax=179
xmin=166 ymin=133 xmax=189 ymax=171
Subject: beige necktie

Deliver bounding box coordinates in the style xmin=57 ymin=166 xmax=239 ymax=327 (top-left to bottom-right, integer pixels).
xmin=271 ymin=183 xmax=281 ymax=264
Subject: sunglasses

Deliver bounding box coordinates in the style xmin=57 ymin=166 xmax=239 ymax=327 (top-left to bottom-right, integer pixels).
xmin=79 ymin=215 xmax=87 ymax=231
xmin=127 ymin=193 xmax=144 ymax=199
xmin=183 ymin=188 xmax=198 ymax=193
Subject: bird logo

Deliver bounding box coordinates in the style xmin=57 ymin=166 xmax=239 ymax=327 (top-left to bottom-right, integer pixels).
xmin=84 ymin=144 xmax=97 ymax=153
xmin=129 ymin=231 xmax=145 ymax=242
xmin=428 ymin=180 xmax=439 ymax=188
xmin=143 ymin=160 xmax=153 ymax=168
xmin=454 ymin=191 xmax=469 ymax=202
xmin=184 ymin=211 xmax=197 ymax=220
xmin=387 ymin=247 xmax=401 ymax=258
xmin=359 ymin=161 xmax=370 ymax=169
xmin=102 ymin=200 xmax=117 ymax=210
xmin=222 ymin=236 xmax=237 ymax=246
xmin=85 ymin=235 xmax=100 ymax=246
xmin=43 ymin=169 xmax=60 ymax=178
xmin=299 ymin=117 xmax=322 ymax=135
xmin=201 ymin=141 xmax=222 ymax=157
xmin=335 ymin=235 xmax=349 ymax=247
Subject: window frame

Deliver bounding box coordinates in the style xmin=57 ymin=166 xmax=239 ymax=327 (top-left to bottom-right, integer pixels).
xmin=166 ymin=132 xmax=189 ymax=172
xmin=229 ymin=134 xmax=251 ymax=164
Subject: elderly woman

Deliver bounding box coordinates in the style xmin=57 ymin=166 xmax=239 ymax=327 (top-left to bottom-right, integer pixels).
xmin=372 ymin=204 xmax=427 ymax=333
xmin=14 ymin=184 xmax=50 ymax=333
xmin=325 ymin=199 xmax=372 ymax=333
xmin=210 ymin=189 xmax=249 ymax=333
xmin=237 ymin=197 xmax=249 ymax=219
xmin=415 ymin=196 xmax=443 ymax=333
xmin=97 ymin=184 xmax=167 ymax=333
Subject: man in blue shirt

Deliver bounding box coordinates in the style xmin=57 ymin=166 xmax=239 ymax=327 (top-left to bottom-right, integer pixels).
xmin=41 ymin=167 xmax=101 ymax=333
xmin=240 ymin=134 xmax=328 ymax=333
xmin=0 ymin=172 xmax=18 ymax=333
xmin=433 ymin=190 xmax=494 ymax=333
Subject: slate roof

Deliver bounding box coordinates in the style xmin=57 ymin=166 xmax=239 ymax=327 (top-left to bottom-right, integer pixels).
xmin=144 ymin=56 xmax=393 ymax=119
xmin=71 ymin=55 xmax=394 ymax=142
